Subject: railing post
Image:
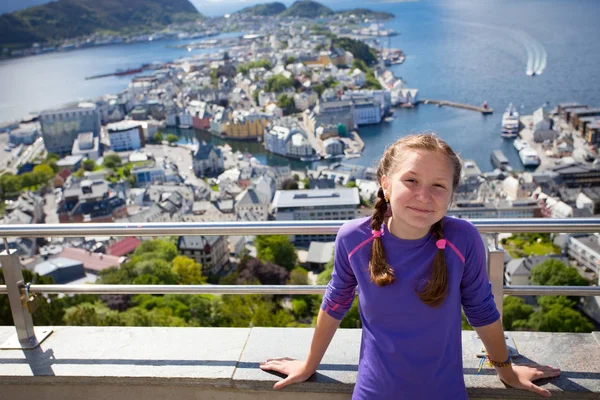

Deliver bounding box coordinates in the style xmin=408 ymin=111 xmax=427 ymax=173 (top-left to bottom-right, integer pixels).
xmin=0 ymin=248 xmax=51 ymax=349
xmin=487 ymin=243 xmax=505 ymax=319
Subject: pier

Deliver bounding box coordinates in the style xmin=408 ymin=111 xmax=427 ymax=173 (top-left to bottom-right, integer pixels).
xmin=418 ymin=99 xmax=493 ymax=114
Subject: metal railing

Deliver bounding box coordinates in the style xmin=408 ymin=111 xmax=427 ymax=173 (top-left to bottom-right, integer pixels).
xmin=1 ymin=219 xmax=599 ymax=349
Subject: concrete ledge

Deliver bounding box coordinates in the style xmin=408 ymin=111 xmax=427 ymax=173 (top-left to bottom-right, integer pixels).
xmin=0 ymin=326 xmax=599 ymax=399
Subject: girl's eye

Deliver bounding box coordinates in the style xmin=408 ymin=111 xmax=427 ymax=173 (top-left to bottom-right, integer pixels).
xmin=405 ymin=179 xmax=416 ymax=183
xmin=434 ymin=184 xmax=446 ymax=188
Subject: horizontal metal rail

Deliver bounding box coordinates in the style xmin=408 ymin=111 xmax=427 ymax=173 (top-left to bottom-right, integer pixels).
xmin=1 ymin=218 xmax=600 ymax=238
xmin=0 ymin=284 xmax=598 ymax=296
xmin=502 ymin=286 xmax=600 ymax=296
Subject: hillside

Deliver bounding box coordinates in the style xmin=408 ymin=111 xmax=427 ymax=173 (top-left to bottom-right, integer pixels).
xmin=280 ymin=1 xmax=333 ymax=18
xmin=235 ymin=2 xmax=287 ymax=16
xmin=337 ymin=8 xmax=395 ymax=20
xmin=0 ymin=0 xmax=203 ymax=49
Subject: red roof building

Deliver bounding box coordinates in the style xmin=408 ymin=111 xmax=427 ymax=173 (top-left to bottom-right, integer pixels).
xmin=106 ymin=237 xmax=141 ymax=257
xmin=57 ymin=247 xmax=124 ymax=274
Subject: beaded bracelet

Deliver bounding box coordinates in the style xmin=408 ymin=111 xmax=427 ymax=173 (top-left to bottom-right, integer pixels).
xmin=477 ymin=354 xmax=512 ymax=374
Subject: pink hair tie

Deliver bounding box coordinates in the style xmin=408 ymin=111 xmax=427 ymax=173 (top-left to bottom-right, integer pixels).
xmin=436 ymin=239 xmax=447 ymax=250
xmin=372 ymin=230 xmax=382 ymax=238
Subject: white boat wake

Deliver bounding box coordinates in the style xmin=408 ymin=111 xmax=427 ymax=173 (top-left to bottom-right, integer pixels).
xmin=512 ymin=30 xmax=547 ymax=75
xmin=445 ymin=19 xmax=548 ymax=76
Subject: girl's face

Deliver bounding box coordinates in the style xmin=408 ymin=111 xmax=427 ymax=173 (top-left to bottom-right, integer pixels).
xmin=381 ymin=149 xmax=454 ymax=240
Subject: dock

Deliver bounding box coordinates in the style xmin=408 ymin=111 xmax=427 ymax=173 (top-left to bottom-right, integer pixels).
xmin=418 ymin=99 xmax=493 ymax=114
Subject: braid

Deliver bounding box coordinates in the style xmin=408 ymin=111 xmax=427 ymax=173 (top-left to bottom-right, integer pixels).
xmin=369 ymin=188 xmax=395 ymax=286
xmin=417 ymin=219 xmax=449 ymax=306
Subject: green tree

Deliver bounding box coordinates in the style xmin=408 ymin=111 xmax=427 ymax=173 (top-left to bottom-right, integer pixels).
xmin=20 ymin=172 xmax=36 ymax=189
xmin=277 ymin=94 xmax=297 ymax=116
xmin=237 ymin=59 xmax=272 ymax=75
xmin=530 ymin=259 xmax=589 ymax=286
xmin=0 ymin=174 xmax=21 ymax=195
xmin=64 ymin=302 xmax=122 ymax=326
xmin=364 ymin=70 xmax=382 ymax=90
xmin=103 ymin=154 xmax=122 ymax=169
xmin=528 ymin=305 xmax=594 ymax=333
xmin=153 ymin=132 xmax=163 ymax=143
xmin=255 ymin=235 xmax=298 ymax=271
xmin=45 ymin=153 xmax=60 ymax=162
xmin=45 ymin=160 xmax=59 ymax=173
xmin=339 ymin=298 xmax=361 ymax=328
xmin=171 ymin=255 xmax=206 ymax=285
xmin=502 ymin=296 xmax=534 ymax=331
xmin=219 ymin=294 xmax=295 ymax=327
xmin=332 ymin=36 xmax=377 ymax=66
xmin=73 ymin=168 xmax=85 ymax=178
xmin=166 ymin=134 xmax=179 ymax=145
xmin=132 ymin=239 xmax=179 ymax=263
xmin=252 ymin=89 xmax=261 ymax=105
xmin=292 ymin=298 xmax=308 ymax=318
xmin=82 ymin=159 xmax=96 ymax=172
xmin=323 ymin=76 xmax=338 ymax=89
xmin=312 ymin=83 xmax=325 ymax=96
xmin=289 ymin=267 xmax=309 ymax=285
xmin=317 ymin=256 xmax=334 ymax=285
xmin=352 ymin=59 xmax=369 ymax=73
xmin=265 ymin=74 xmax=294 ymax=92
xmin=32 ymin=163 xmax=55 ymax=183
xmin=281 ymin=177 xmax=299 ymax=190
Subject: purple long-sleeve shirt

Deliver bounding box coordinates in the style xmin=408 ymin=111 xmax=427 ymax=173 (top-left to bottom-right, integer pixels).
xmin=321 ymin=216 xmax=500 ymax=399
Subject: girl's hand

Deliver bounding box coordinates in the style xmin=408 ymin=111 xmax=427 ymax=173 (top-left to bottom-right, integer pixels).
xmin=259 ymin=357 xmax=315 ymax=390
xmin=496 ymin=364 xmax=561 ymax=397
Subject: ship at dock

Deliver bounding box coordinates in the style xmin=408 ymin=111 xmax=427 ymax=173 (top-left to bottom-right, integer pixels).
xmin=501 ymin=103 xmax=519 ymax=138
xmin=490 ymin=149 xmax=513 ymax=172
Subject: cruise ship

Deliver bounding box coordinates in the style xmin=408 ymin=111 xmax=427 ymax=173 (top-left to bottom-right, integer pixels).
xmin=519 ymin=147 xmax=541 ymax=167
xmin=501 ymin=103 xmax=519 ymax=138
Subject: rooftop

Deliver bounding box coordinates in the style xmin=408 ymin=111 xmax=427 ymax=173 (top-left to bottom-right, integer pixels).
xmin=272 ymin=188 xmax=360 ymax=209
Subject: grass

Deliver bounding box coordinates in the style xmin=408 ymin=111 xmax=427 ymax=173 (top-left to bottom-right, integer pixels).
xmin=503 ymin=236 xmax=560 ymax=258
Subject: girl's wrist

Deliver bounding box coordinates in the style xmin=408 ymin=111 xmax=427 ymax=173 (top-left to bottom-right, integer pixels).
xmin=478 ymin=354 xmax=513 ymax=375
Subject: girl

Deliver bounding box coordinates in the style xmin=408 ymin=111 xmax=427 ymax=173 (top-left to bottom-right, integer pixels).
xmin=260 ymin=133 xmax=561 ymax=398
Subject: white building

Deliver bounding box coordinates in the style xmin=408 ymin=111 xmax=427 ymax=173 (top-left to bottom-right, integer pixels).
xmin=193 ymin=143 xmax=225 ymax=177
xmin=72 ymin=132 xmax=100 ymax=161
xmin=322 ymin=137 xmax=345 ymax=156
xmin=107 ymin=120 xmax=144 ymax=152
xmin=39 ymin=102 xmax=101 ymax=155
xmin=533 ymin=107 xmax=552 ymax=132
xmin=271 ymin=187 xmax=360 ymax=246
xmin=568 ymin=234 xmax=600 ymax=277
xmin=293 ymin=92 xmax=318 ymax=111
xmin=264 ymin=119 xmax=315 ymax=159
xmin=132 ymin=163 xmax=166 ymax=187
xmin=8 ymin=124 xmax=39 ymax=145
xmin=352 ymin=99 xmax=381 ymax=125
xmin=234 ymin=187 xmax=270 ymax=221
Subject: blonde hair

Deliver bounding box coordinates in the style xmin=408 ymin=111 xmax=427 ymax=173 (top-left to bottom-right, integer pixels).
xmin=370 ymin=133 xmax=462 ymax=306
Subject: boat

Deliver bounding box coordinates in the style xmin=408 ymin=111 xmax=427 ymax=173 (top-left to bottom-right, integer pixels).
xmin=490 ymin=150 xmax=513 ymax=172
xmin=300 ymin=155 xmax=321 ymax=162
xmin=513 ymin=138 xmax=529 ymax=151
xmin=501 ymin=103 xmax=519 ymax=138
xmin=519 ymin=147 xmax=541 ymax=167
